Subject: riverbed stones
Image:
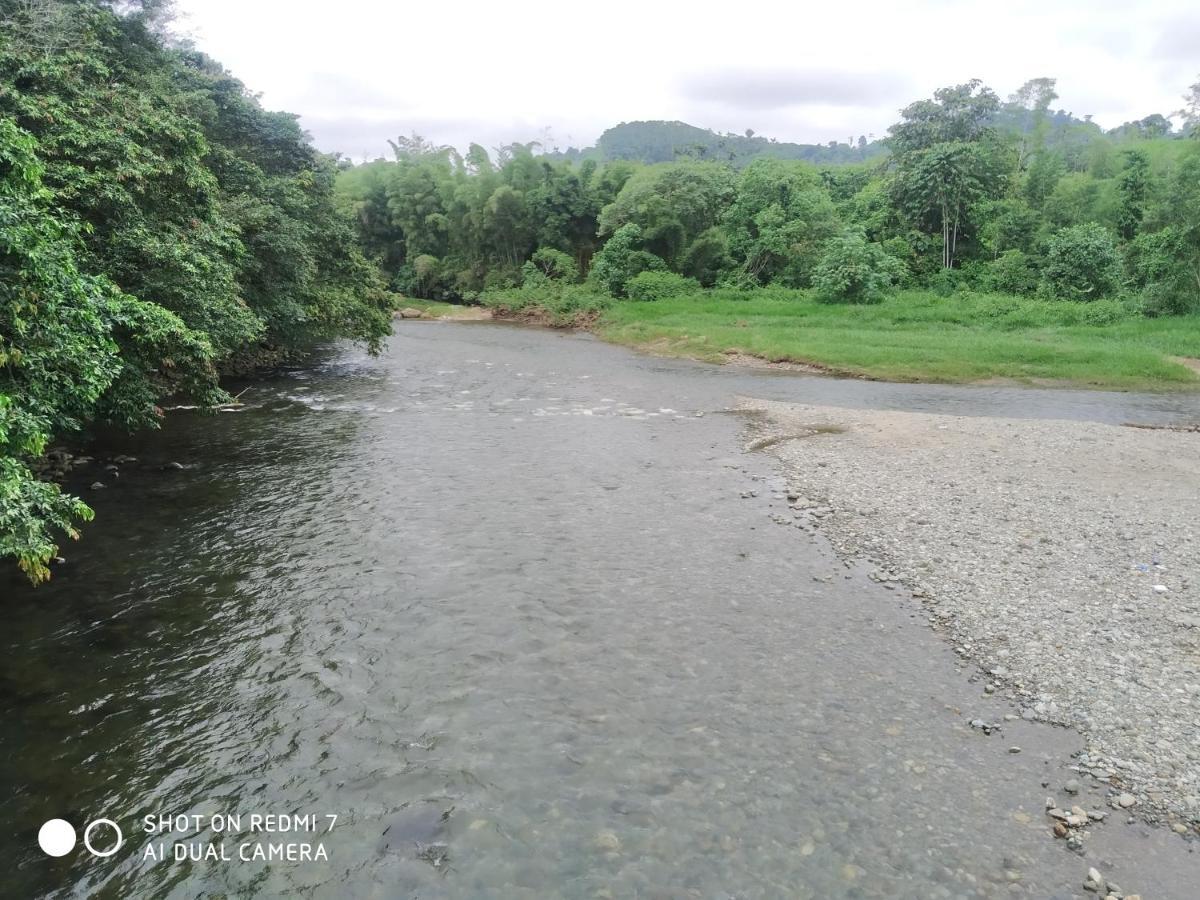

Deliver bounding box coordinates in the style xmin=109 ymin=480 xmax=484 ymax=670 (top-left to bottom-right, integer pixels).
xmin=1083 ymin=867 xmax=1106 ymax=893
xmin=742 ymin=399 xmax=1200 ymax=824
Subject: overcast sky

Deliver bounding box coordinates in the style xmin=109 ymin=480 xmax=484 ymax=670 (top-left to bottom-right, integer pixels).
xmin=173 ymin=0 xmax=1200 ymax=159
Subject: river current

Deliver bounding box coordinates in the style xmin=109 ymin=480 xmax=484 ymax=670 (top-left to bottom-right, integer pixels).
xmin=3 ymin=322 xmax=1198 ymax=898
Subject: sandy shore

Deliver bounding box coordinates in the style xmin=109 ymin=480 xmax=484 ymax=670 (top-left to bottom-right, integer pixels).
xmin=741 ymin=398 xmax=1200 ymax=832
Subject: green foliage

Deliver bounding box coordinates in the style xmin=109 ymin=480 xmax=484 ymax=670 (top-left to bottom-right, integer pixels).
xmin=625 ymin=271 xmax=700 ymax=302
xmin=721 ymin=159 xmax=839 ymax=286
xmin=813 ymin=229 xmax=904 ymax=304
xmin=575 ymin=120 xmax=882 ymax=167
xmin=341 ymin=76 xmax=1199 ymax=329
xmin=587 ymin=224 xmax=667 ymax=297
xmin=600 ymin=288 xmax=1192 ymax=389
xmin=974 ymin=250 xmax=1040 ymax=296
xmin=1115 ymin=149 xmax=1150 ymax=240
xmin=597 ymin=162 xmax=735 ymax=266
xmin=1040 ymin=223 xmax=1123 ymax=301
xmin=522 ymin=247 xmax=579 ymax=284
xmin=479 ymin=281 xmax=611 ymax=325
xmin=1 ymin=120 xmax=104 ymax=582
xmin=1126 ymin=228 xmax=1199 ymax=315
xmin=0 ymin=116 xmax=210 ymax=582
xmin=0 ymin=2 xmax=389 ymax=582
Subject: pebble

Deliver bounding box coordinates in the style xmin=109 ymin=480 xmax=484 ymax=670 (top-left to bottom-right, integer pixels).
xmin=747 ymin=399 xmax=1200 ymax=824
xmin=1083 ymin=867 xmax=1106 ymax=893
xmin=1117 ymin=793 xmax=1137 ymax=809
xmin=593 ymin=830 xmax=621 ymax=853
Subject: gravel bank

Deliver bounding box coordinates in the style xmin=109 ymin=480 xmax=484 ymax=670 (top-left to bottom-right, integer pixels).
xmin=741 ymin=398 xmax=1200 ymax=831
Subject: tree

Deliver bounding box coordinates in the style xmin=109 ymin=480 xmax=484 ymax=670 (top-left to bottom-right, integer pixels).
xmin=721 ymin=159 xmax=838 ymax=286
xmin=812 ymin=229 xmax=904 ymax=304
xmin=588 ymin=224 xmax=666 ymax=296
xmin=1181 ymin=77 xmax=1200 ymax=135
xmin=1008 ymin=78 xmax=1059 ymax=170
xmin=1115 ymin=149 xmax=1149 ymax=241
xmin=888 ymin=80 xmax=1001 ymax=158
xmin=1040 ymin=223 xmax=1122 ymax=301
xmin=888 ymin=82 xmax=1010 ymax=269
xmin=894 ymin=142 xmax=1007 ymax=269
xmin=0 ymin=118 xmax=219 ymax=582
xmin=597 ymin=162 xmax=735 ymax=267
xmin=0 ymin=1 xmax=391 ymax=581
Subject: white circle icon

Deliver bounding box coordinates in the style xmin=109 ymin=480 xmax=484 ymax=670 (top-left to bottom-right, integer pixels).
xmin=83 ymin=819 xmax=123 ymax=858
xmin=38 ymin=819 xmax=77 ymax=857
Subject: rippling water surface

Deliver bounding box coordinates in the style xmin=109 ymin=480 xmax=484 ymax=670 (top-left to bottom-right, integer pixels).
xmin=3 ymin=323 xmax=1198 ymax=898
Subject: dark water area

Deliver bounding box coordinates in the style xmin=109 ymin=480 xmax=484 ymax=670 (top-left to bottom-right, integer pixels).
xmin=2 ymin=322 xmax=1197 ymax=898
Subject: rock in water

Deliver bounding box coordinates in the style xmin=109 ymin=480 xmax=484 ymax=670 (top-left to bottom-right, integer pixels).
xmin=1083 ymin=867 xmax=1106 ymax=893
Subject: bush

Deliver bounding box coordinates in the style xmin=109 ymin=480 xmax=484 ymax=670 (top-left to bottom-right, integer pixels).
xmin=813 ymin=230 xmax=904 ymax=304
xmin=944 ymin=292 xmax=1132 ymax=329
xmin=1039 ymin=223 xmax=1122 ymax=301
xmin=588 ymin=224 xmax=667 ymax=297
xmin=1125 ymin=228 xmax=1199 ymax=316
xmin=976 ymin=250 xmax=1039 ymax=296
xmin=625 ymin=271 xmax=701 ymax=302
xmin=479 ymin=281 xmax=611 ymax=325
xmin=522 ymin=247 xmax=579 ymax=284
xmin=927 ymin=267 xmax=969 ymax=297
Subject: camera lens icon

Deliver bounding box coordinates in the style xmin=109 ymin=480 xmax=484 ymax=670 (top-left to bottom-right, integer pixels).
xmin=38 ymin=818 xmax=123 ymax=858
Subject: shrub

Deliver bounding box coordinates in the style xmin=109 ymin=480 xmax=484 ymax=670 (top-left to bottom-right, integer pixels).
xmin=927 ymin=267 xmax=968 ymax=297
xmin=813 ymin=230 xmax=904 ymax=304
xmin=522 ymin=247 xmax=579 ymax=284
xmin=479 ymin=282 xmax=610 ymax=324
xmin=1125 ymin=228 xmax=1199 ymax=316
xmin=625 ymin=271 xmax=701 ymax=302
xmin=976 ymin=250 xmax=1039 ymax=296
xmin=1039 ymin=223 xmax=1122 ymax=301
xmin=588 ymin=224 xmax=667 ymax=297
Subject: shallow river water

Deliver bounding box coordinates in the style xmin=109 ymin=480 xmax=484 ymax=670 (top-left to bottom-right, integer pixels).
xmin=3 ymin=322 xmax=1199 ymax=898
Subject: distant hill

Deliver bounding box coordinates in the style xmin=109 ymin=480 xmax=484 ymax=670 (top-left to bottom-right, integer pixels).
xmin=545 ymin=121 xmax=886 ymax=167
xmin=540 ymin=106 xmax=1180 ymax=170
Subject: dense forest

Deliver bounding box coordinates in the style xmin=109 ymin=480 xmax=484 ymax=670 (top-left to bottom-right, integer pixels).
xmin=338 ymin=78 xmax=1200 ymax=316
xmin=0 ymin=0 xmax=391 ymax=583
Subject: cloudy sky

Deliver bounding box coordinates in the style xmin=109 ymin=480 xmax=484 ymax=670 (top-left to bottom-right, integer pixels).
xmin=174 ymin=0 xmax=1199 ymax=158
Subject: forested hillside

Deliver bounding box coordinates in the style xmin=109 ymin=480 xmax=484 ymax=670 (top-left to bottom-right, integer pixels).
xmin=547 ymin=120 xmax=886 ymax=166
xmin=338 ymin=78 xmax=1200 ymax=316
xmin=0 ymin=0 xmax=391 ymax=582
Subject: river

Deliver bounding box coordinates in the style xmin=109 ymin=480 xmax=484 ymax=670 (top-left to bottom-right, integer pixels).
xmin=3 ymin=322 xmax=1198 ymax=898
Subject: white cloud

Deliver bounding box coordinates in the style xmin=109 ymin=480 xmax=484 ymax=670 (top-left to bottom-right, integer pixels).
xmin=174 ymin=0 xmax=1200 ymax=157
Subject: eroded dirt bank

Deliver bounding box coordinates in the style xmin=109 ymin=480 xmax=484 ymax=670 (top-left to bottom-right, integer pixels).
xmin=742 ymin=398 xmax=1200 ymax=833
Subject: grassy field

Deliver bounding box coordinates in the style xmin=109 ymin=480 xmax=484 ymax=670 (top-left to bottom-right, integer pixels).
xmin=596 ymin=290 xmax=1200 ymax=390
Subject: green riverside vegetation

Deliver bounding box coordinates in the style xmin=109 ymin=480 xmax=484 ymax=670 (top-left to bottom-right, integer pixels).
xmin=3 ymin=4 xmax=1200 ymax=583
xmin=597 ymin=289 xmax=1200 ymax=387
xmin=336 ymin=79 xmax=1200 ymax=391
xmin=1 ymin=1 xmax=391 ymax=582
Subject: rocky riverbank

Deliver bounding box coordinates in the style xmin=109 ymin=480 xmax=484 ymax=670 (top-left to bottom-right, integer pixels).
xmin=740 ymin=398 xmax=1200 ymax=835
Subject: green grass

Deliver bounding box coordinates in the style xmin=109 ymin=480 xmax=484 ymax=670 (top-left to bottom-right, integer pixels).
xmin=596 ymin=289 xmax=1200 ymax=390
